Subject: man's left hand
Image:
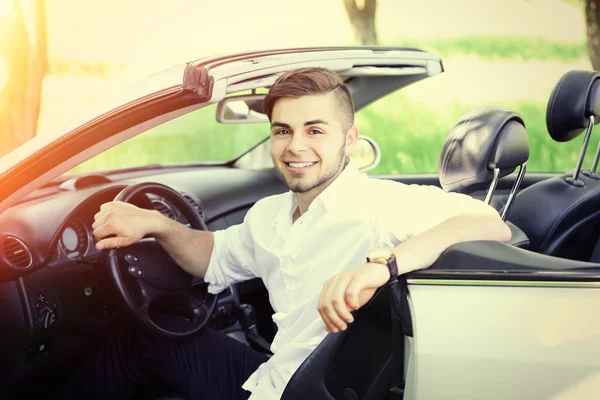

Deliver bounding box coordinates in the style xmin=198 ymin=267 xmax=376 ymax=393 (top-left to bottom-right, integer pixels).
xmin=318 ymin=262 xmax=390 ymax=333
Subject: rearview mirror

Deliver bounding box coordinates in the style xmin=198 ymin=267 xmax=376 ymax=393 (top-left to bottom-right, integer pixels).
xmin=216 ymin=94 xmax=269 ymax=124
xmin=352 ymin=136 xmax=381 ymax=172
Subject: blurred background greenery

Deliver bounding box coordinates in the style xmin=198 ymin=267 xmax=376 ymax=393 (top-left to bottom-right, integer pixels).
xmin=2 ymin=0 xmax=599 ymax=176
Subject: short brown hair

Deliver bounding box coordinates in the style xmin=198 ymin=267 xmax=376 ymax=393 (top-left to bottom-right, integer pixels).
xmin=263 ymin=67 xmax=354 ymax=130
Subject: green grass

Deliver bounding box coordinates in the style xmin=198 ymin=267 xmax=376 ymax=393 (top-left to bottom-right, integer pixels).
xmin=395 ymin=36 xmax=588 ymax=62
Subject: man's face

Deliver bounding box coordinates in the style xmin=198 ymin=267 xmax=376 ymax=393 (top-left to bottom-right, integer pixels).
xmin=270 ymin=93 xmax=357 ymax=194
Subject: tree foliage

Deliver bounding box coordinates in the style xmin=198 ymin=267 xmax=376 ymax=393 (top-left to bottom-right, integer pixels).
xmin=586 ymin=0 xmax=600 ymax=70
xmin=0 ymin=0 xmax=47 ymax=157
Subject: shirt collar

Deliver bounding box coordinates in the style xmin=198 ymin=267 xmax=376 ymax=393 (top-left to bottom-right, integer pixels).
xmin=269 ymin=157 xmax=362 ymax=232
xmin=314 ymin=157 xmax=361 ymax=212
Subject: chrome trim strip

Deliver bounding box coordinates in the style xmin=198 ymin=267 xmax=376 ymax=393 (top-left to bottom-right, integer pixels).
xmin=408 ymin=278 xmax=600 ymax=288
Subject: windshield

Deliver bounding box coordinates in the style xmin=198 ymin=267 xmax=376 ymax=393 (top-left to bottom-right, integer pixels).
xmin=67 ymin=103 xmax=269 ymax=175
xmin=0 ymin=64 xmax=189 ymax=176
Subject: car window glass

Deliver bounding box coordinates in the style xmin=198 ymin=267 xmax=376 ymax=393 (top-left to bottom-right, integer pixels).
xmin=68 ymin=103 xmax=269 ymax=174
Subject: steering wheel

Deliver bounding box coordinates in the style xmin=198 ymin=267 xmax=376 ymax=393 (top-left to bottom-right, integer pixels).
xmin=106 ymin=182 xmax=218 ymax=340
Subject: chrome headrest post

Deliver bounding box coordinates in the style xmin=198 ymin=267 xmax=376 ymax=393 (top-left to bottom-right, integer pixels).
xmin=591 ymin=119 xmax=600 ymax=175
xmin=572 ymin=115 xmax=595 ymax=182
xmin=484 ymin=168 xmax=500 ymax=205
xmin=501 ymin=163 xmax=527 ymax=221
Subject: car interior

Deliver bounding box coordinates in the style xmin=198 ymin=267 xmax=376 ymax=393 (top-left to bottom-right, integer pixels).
xmin=509 ymin=70 xmax=600 ymax=261
xmin=1 ymin=47 xmax=599 ymax=399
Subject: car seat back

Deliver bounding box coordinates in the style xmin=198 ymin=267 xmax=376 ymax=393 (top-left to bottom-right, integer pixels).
xmin=438 ymin=106 xmax=531 ymax=248
xmin=509 ymin=70 xmax=600 ymax=258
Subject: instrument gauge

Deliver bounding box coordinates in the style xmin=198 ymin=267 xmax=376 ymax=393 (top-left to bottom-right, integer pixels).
xmin=59 ymin=219 xmax=89 ymax=260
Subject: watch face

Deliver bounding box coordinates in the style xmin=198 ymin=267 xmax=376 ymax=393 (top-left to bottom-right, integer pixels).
xmin=369 ymin=247 xmax=394 ymax=261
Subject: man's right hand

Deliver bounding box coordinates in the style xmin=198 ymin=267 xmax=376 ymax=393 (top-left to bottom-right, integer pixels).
xmin=92 ymin=200 xmax=214 ymax=278
xmin=92 ymin=201 xmax=168 ymax=250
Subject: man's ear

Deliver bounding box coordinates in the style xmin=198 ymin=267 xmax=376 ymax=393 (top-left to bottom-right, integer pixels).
xmin=344 ymin=125 xmax=359 ymax=154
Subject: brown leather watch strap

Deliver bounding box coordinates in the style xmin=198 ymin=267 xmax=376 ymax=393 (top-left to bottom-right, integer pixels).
xmin=387 ymin=255 xmax=399 ymax=283
xmin=366 ymin=254 xmax=399 ymax=284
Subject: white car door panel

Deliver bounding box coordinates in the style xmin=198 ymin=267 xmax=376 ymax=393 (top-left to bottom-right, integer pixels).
xmin=406 ymin=281 xmax=600 ymax=400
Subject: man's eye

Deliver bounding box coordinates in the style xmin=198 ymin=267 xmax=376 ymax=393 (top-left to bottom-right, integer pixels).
xmin=309 ymin=129 xmax=323 ymax=135
xmin=275 ymin=129 xmax=290 ymax=136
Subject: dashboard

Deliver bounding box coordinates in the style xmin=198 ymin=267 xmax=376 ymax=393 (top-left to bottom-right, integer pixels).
xmin=0 ymin=166 xmax=288 ymax=389
xmin=45 ymin=192 xmax=195 ymax=269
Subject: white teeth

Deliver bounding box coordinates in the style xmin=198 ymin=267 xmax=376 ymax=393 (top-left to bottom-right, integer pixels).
xmin=288 ymin=162 xmax=315 ymax=168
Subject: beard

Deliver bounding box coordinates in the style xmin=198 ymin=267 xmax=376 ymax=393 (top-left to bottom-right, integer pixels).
xmin=274 ymin=142 xmax=347 ymax=194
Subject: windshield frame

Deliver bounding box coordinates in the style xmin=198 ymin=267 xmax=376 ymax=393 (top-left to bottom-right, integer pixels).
xmin=0 ymin=87 xmax=206 ymax=212
xmin=0 ymin=63 xmax=188 ymax=175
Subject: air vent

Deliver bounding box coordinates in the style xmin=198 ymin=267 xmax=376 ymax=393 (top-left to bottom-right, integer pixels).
xmin=3 ymin=237 xmax=33 ymax=269
xmin=182 ymin=193 xmax=204 ymax=219
xmin=151 ymin=199 xmax=175 ymax=220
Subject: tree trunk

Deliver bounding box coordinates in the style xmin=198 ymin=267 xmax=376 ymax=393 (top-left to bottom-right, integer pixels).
xmin=586 ymin=0 xmax=600 ymax=70
xmin=344 ymin=0 xmax=379 ymax=46
xmin=0 ymin=0 xmax=47 ymax=157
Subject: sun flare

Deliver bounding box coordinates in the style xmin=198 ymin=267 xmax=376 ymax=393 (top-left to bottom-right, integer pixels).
xmin=0 ymin=56 xmax=8 ymax=91
xmin=0 ymin=0 xmax=16 ymax=19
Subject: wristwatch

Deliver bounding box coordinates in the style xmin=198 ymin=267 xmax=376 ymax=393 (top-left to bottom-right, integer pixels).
xmin=367 ymin=246 xmax=399 ymax=284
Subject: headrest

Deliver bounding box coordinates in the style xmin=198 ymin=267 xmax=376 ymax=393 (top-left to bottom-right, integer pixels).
xmin=546 ymin=70 xmax=600 ymax=142
xmin=439 ymin=106 xmax=529 ymax=194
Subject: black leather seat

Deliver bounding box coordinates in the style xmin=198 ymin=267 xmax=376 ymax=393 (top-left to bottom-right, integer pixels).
xmin=509 ymin=70 xmax=600 ymax=260
xmin=281 ymin=106 xmax=530 ymax=400
xmin=437 ymin=105 xmax=530 ymax=248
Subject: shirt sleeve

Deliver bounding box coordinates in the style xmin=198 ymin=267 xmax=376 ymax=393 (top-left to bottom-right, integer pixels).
xmin=204 ymin=209 xmax=258 ymax=294
xmin=375 ymin=180 xmax=499 ymax=248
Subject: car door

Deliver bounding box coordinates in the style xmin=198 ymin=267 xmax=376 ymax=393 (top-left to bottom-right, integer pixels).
xmin=402 ymin=241 xmax=600 ymax=400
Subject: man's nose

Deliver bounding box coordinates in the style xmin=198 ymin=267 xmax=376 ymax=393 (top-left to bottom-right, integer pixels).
xmin=286 ymin=133 xmax=307 ymax=154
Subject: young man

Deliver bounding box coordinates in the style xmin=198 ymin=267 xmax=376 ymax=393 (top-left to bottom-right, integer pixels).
xmin=86 ymin=67 xmax=510 ymax=399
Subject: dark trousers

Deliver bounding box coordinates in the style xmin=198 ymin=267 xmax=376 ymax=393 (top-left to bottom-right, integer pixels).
xmin=59 ymin=327 xmax=269 ymax=400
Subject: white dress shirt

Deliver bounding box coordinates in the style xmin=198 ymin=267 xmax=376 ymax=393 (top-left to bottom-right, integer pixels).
xmin=204 ymin=160 xmax=496 ymax=399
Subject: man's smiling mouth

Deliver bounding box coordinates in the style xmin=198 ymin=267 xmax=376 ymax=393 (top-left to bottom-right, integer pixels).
xmin=285 ymin=162 xmax=317 ymax=168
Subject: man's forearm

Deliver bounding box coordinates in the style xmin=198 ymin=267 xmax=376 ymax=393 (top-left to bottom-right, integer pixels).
xmin=392 ymin=212 xmax=511 ymax=275
xmin=153 ymin=215 xmax=214 ymax=278
xmin=318 ymin=212 xmax=512 ymax=332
